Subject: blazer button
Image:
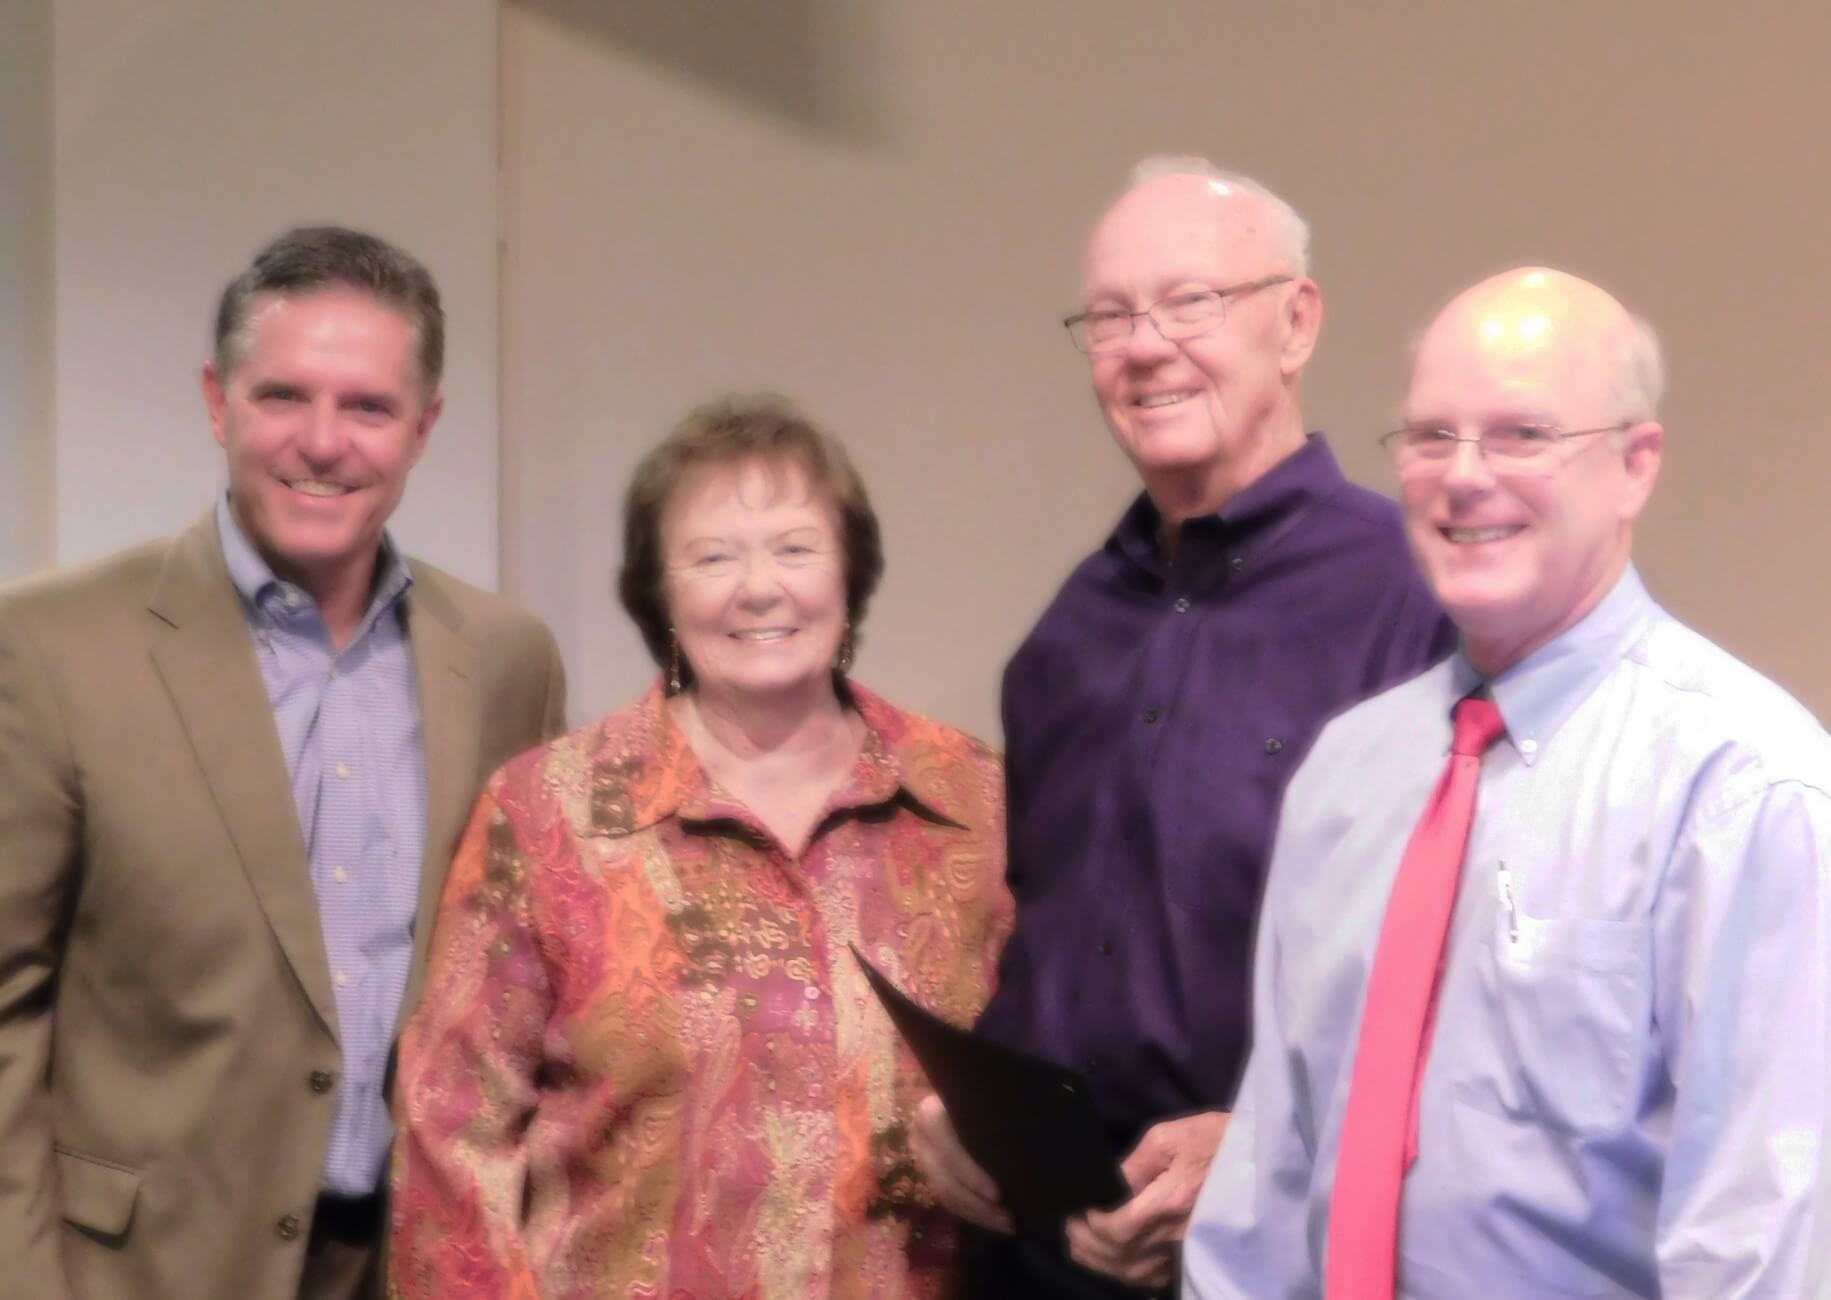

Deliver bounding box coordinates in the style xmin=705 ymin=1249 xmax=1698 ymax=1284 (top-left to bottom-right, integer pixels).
xmin=276 ymin=1213 xmax=302 ymax=1240
xmin=309 ymin=1070 xmax=335 ymax=1094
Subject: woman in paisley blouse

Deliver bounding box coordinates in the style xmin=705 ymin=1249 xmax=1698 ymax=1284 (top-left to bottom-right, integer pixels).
xmin=390 ymin=396 xmax=1014 ymax=1299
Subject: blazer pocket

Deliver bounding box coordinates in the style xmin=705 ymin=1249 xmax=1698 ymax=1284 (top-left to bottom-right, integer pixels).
xmin=55 ymin=1146 xmax=143 ymax=1238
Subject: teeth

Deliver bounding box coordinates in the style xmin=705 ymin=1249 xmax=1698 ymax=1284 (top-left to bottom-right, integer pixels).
xmin=1138 ymin=393 xmax=1191 ymax=409
xmin=288 ymin=480 xmax=351 ymax=497
xmin=730 ymin=629 xmax=793 ymax=641
xmin=1445 ymin=526 xmax=1519 ymax=543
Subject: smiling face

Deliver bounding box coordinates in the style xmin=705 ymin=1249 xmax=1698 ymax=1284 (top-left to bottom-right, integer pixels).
xmin=662 ymin=457 xmax=848 ymax=703
xmin=203 ymin=286 xmax=438 ymax=597
xmin=1401 ymin=270 xmax=1663 ymax=673
xmin=1081 ymin=174 xmax=1319 ymax=505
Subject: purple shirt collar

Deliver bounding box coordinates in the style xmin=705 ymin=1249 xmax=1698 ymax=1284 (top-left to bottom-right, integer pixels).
xmin=1107 ymin=433 xmax=1349 ymax=576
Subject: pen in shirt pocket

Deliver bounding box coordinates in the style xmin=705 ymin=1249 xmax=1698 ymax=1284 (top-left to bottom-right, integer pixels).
xmin=1496 ymin=860 xmax=1520 ymax=943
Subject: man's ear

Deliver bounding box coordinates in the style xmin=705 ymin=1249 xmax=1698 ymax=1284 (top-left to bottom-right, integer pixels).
xmin=1280 ymin=278 xmax=1323 ymax=377
xmin=1618 ymin=420 xmax=1664 ymax=522
xmin=202 ymin=361 xmax=229 ymax=448
xmin=408 ymin=393 xmax=443 ymax=468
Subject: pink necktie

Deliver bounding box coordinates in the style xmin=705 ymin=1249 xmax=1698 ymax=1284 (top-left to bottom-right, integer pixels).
xmin=1325 ymin=695 xmax=1506 ymax=1300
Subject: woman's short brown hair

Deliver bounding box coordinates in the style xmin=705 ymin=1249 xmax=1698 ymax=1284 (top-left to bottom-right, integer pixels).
xmin=618 ymin=395 xmax=885 ymax=687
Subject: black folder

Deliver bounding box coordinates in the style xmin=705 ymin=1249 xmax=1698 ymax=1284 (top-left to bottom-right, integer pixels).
xmin=851 ymin=944 xmax=1127 ymax=1230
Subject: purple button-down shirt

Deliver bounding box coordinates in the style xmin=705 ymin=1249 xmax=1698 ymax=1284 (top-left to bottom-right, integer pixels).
xmin=977 ymin=437 xmax=1454 ymax=1157
xmin=217 ymin=499 xmax=426 ymax=1195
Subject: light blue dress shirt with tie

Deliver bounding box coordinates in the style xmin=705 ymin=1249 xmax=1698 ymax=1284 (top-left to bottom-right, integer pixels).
xmin=1184 ymin=567 xmax=1831 ymax=1299
xmin=217 ymin=499 xmax=426 ymax=1196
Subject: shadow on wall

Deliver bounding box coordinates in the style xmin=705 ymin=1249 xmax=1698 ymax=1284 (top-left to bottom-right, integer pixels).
xmin=511 ymin=0 xmax=893 ymax=145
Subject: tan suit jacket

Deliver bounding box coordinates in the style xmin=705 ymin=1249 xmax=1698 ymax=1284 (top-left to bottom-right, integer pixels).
xmin=0 ymin=511 xmax=567 ymax=1300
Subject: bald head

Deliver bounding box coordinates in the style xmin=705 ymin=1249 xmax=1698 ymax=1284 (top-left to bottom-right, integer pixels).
xmin=1416 ymin=268 xmax=1664 ymax=426
xmin=1398 ymin=267 xmax=1666 ymax=676
xmin=1085 ymin=172 xmax=1297 ymax=293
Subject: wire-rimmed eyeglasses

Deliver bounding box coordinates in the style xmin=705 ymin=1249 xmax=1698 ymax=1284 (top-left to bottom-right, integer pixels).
xmin=1063 ymin=275 xmax=1294 ymax=354
xmin=1379 ymin=423 xmax=1629 ymax=475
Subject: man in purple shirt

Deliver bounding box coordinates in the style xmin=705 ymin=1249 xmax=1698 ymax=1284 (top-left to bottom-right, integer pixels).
xmin=912 ymin=158 xmax=1453 ymax=1296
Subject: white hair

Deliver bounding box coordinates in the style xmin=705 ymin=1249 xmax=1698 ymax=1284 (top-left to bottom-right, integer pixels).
xmin=1607 ymin=313 xmax=1666 ymax=422
xmin=1126 ymin=154 xmax=1312 ymax=276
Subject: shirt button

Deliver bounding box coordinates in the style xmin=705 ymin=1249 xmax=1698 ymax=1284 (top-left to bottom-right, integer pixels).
xmin=334 ymin=971 xmax=350 ymax=988
xmin=1097 ymin=939 xmax=1114 ymax=957
xmin=332 ymin=867 xmax=349 ymax=884
xmin=1229 ymin=556 xmax=1246 ymax=573
xmin=276 ymin=1213 xmax=302 ymax=1240
xmin=1519 ymin=737 xmax=1539 ymax=756
xmin=1143 ymin=707 xmax=1161 ymax=724
xmin=1172 ymin=597 xmax=1191 ymax=614
xmin=334 ymin=762 xmax=351 ymax=779
xmin=308 ymin=1070 xmax=334 ymax=1094
xmin=1264 ymin=737 xmax=1285 ymax=754
xmin=283 ymin=590 xmax=301 ymax=609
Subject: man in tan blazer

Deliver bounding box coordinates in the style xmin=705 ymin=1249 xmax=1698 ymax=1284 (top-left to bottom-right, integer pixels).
xmin=0 ymin=227 xmax=566 ymax=1300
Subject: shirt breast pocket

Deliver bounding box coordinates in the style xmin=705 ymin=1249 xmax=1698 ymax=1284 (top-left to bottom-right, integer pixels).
xmin=1450 ymin=909 xmax=1651 ymax=1138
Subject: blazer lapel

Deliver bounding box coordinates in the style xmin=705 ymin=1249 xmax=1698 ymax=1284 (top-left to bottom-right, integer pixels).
xmin=147 ymin=514 xmax=339 ymax=1041
xmin=400 ymin=568 xmax=480 ymax=1026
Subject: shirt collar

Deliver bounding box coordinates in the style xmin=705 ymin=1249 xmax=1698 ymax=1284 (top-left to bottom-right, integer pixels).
xmin=215 ymin=493 xmax=412 ymax=628
xmin=1108 ymin=433 xmax=1345 ymax=574
xmin=1448 ymin=565 xmax=1658 ymax=765
xmin=589 ymin=680 xmax=972 ymax=839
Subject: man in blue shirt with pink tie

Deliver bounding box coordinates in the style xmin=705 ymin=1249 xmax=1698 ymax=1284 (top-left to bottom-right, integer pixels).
xmin=1184 ymin=268 xmax=1831 ymax=1298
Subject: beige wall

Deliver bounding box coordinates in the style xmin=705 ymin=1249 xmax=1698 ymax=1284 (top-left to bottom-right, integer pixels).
xmin=0 ymin=0 xmax=54 ymax=583
xmin=47 ymin=0 xmax=503 ymax=586
xmin=14 ymin=5 xmax=1830 ymax=728
xmin=500 ymin=0 xmax=1831 ymax=737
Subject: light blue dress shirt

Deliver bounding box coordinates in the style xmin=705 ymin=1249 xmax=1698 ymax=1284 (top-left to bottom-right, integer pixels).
xmin=1184 ymin=567 xmax=1831 ymax=1299
xmin=217 ymin=499 xmax=427 ymax=1196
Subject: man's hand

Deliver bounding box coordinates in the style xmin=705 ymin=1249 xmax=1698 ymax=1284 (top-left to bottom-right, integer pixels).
xmin=1065 ymin=1110 xmax=1231 ymax=1289
xmin=911 ymin=1094 xmax=1013 ymax=1234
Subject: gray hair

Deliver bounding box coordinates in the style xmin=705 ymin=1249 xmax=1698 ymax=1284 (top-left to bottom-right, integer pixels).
xmin=1127 ymin=155 xmax=1312 ymax=276
xmin=213 ymin=226 xmax=445 ymax=395
xmin=1606 ymin=314 xmax=1666 ymax=423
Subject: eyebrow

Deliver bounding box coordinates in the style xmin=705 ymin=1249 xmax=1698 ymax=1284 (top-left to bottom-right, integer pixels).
xmin=1402 ymin=409 xmax=1561 ymax=428
xmin=677 ymin=523 xmax=826 ymax=547
xmin=1084 ymin=279 xmax=1216 ymax=308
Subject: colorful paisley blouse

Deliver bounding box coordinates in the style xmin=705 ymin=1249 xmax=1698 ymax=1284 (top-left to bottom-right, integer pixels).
xmin=390 ymin=682 xmax=1013 ymax=1300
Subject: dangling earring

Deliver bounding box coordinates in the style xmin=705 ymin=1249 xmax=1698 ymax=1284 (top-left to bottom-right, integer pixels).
xmin=667 ymin=627 xmax=682 ymax=694
xmin=836 ymin=622 xmax=854 ymax=675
